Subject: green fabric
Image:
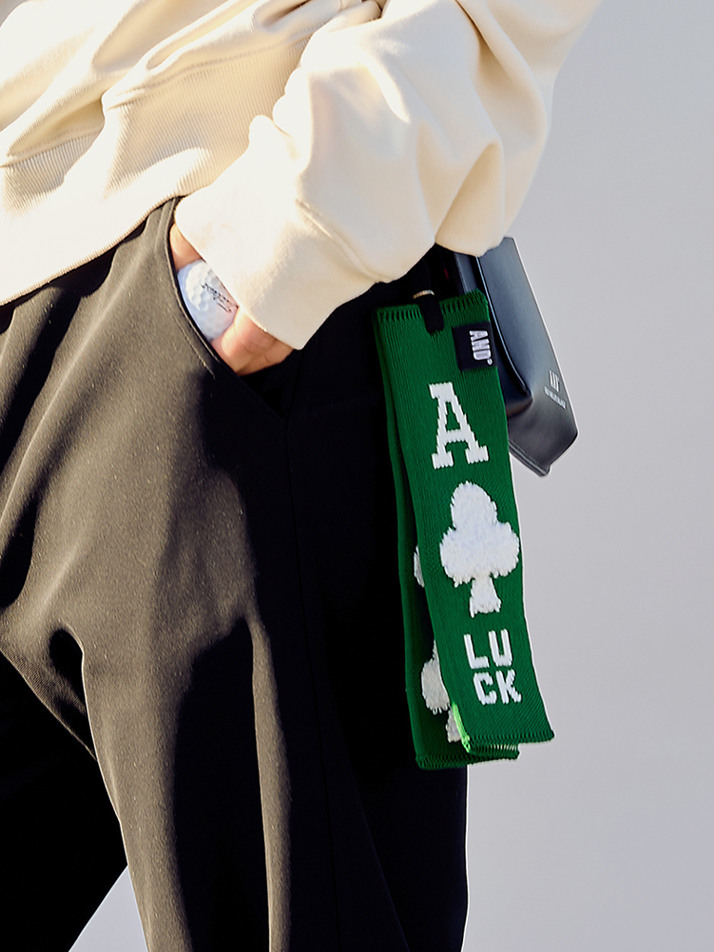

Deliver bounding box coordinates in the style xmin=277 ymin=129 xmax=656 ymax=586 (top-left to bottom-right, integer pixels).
xmin=373 ymin=290 xmax=554 ymax=769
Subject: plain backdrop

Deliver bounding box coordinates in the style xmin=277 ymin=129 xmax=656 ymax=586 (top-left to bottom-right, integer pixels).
xmin=72 ymin=0 xmax=714 ymax=949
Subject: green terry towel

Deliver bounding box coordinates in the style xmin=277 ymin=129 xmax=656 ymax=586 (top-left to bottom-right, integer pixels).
xmin=373 ymin=289 xmax=554 ymax=769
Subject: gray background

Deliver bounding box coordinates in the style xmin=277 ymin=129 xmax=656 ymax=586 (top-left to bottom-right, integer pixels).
xmin=72 ymin=0 xmax=714 ymax=948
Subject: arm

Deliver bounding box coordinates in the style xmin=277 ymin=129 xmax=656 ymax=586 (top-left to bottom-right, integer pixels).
xmin=173 ymin=0 xmax=600 ymax=369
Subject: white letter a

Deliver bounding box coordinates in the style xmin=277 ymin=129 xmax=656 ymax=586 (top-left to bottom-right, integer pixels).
xmin=429 ymin=382 xmax=488 ymax=469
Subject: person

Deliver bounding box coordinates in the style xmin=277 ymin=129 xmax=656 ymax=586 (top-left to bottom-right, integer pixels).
xmin=0 ymin=1 xmax=599 ymax=950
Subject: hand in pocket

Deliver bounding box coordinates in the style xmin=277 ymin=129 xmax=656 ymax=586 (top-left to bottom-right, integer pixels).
xmin=169 ymin=222 xmax=293 ymax=375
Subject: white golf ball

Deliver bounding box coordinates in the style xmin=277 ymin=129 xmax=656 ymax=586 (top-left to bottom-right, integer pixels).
xmin=177 ymin=259 xmax=237 ymax=340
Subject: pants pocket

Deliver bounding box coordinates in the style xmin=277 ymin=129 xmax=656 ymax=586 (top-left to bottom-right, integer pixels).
xmin=151 ymin=198 xmax=303 ymax=423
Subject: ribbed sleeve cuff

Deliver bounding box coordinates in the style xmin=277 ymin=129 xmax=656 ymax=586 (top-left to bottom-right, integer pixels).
xmin=173 ymin=117 xmax=380 ymax=350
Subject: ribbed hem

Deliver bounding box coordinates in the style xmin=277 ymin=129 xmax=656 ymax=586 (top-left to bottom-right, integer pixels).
xmin=0 ymin=42 xmax=306 ymax=307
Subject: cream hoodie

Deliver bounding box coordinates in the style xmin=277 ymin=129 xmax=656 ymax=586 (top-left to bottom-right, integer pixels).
xmin=0 ymin=0 xmax=599 ymax=346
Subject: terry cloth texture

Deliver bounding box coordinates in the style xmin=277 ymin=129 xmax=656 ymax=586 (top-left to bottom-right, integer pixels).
xmin=373 ymin=292 xmax=553 ymax=769
xmin=0 ymin=201 xmax=467 ymax=952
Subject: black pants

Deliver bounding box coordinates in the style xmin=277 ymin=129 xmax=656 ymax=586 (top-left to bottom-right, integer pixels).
xmin=0 ymin=201 xmax=467 ymax=952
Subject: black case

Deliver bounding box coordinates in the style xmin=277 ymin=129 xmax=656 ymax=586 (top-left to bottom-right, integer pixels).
xmin=430 ymin=239 xmax=578 ymax=476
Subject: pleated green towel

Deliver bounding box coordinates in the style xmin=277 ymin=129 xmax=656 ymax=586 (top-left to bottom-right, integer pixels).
xmin=373 ymin=290 xmax=554 ymax=769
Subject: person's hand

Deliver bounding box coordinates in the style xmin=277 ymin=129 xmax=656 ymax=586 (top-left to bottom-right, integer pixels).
xmin=169 ymin=222 xmax=293 ymax=375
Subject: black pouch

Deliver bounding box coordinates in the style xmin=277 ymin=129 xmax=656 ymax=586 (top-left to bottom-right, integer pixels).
xmin=419 ymin=239 xmax=578 ymax=476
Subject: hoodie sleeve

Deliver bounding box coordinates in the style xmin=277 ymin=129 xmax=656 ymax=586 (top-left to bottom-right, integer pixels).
xmin=174 ymin=0 xmax=600 ymax=348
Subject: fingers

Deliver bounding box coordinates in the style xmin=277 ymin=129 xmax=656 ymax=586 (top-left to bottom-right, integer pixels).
xmin=212 ymin=310 xmax=294 ymax=375
xmin=169 ymin=220 xmax=294 ymax=375
xmin=169 ymin=223 xmax=201 ymax=271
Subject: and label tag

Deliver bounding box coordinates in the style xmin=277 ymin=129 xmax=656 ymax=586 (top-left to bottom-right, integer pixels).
xmin=452 ymin=323 xmax=495 ymax=371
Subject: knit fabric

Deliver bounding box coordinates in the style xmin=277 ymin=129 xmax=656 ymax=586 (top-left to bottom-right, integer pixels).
xmin=0 ymin=0 xmax=602 ymax=347
xmin=374 ymin=291 xmax=553 ymax=768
